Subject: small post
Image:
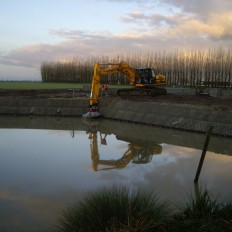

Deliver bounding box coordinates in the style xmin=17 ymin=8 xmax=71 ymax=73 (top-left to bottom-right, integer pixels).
xmin=194 ymin=126 xmax=213 ymax=183
xmin=194 ymin=182 xmax=200 ymax=200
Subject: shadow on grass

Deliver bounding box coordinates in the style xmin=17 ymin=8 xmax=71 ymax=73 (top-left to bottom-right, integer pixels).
xmin=56 ymin=186 xmax=232 ymax=232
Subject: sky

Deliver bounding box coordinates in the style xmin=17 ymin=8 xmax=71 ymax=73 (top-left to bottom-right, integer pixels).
xmin=0 ymin=0 xmax=232 ymax=81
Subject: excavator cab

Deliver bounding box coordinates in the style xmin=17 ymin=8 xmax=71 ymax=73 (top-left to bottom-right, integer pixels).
xmin=135 ymin=68 xmax=165 ymax=85
xmin=135 ymin=68 xmax=154 ymax=84
xmin=131 ymin=144 xmax=162 ymax=164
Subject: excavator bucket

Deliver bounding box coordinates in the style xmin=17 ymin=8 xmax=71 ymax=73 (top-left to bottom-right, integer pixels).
xmin=82 ymin=111 xmax=102 ymax=119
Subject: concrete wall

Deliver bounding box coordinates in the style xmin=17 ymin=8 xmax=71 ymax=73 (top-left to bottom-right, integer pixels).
xmin=0 ymin=97 xmax=89 ymax=116
xmin=102 ymin=99 xmax=232 ymax=137
xmin=0 ymin=96 xmax=231 ymax=137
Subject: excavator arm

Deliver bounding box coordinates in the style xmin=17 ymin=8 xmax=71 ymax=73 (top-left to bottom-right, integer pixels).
xmin=99 ymin=62 xmax=136 ymax=84
xmin=89 ymin=62 xmax=136 ymax=111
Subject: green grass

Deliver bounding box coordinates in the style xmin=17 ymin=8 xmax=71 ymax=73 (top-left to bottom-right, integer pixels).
xmin=0 ymin=81 xmax=131 ymax=90
xmin=0 ymin=82 xmax=83 ymax=90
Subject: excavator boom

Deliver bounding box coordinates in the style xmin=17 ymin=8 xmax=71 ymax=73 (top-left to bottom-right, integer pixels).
xmin=89 ymin=62 xmax=136 ymax=110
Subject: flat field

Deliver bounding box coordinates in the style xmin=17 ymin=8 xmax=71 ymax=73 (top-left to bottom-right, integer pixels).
xmin=0 ymin=82 xmax=83 ymax=90
xmin=0 ymin=82 xmax=129 ymax=90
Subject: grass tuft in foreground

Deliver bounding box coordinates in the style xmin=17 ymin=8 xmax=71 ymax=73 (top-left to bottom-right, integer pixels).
xmin=57 ymin=187 xmax=232 ymax=232
xmin=171 ymin=190 xmax=232 ymax=232
xmin=57 ymin=186 xmax=170 ymax=232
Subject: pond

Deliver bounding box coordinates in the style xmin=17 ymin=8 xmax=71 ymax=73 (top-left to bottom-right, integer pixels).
xmin=0 ymin=116 xmax=231 ymax=232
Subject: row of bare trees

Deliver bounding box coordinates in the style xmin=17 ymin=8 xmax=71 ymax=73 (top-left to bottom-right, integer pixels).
xmin=41 ymin=48 xmax=232 ymax=87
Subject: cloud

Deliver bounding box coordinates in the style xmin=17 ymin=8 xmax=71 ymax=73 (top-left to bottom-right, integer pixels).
xmin=97 ymin=0 xmax=154 ymax=3
xmin=120 ymin=7 xmax=232 ymax=41
xmin=167 ymin=12 xmax=232 ymax=40
xmin=161 ymin=0 xmax=232 ymax=16
xmin=208 ymin=12 xmax=232 ymax=40
xmin=120 ymin=0 xmax=232 ymax=41
xmin=0 ymin=25 xmax=231 ymax=72
xmin=50 ymin=29 xmax=112 ymax=40
xmin=0 ymin=0 xmax=231 ymax=74
xmin=0 ymin=43 xmax=58 ymax=68
xmin=121 ymin=11 xmax=147 ymax=24
xmin=103 ymin=0 xmax=232 ymax=18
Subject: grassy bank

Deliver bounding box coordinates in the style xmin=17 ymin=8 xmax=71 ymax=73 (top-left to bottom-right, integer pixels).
xmin=0 ymin=82 xmax=83 ymax=90
xmin=0 ymin=82 xmax=128 ymax=90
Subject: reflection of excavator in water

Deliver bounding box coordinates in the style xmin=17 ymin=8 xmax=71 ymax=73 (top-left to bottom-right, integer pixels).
xmin=88 ymin=131 xmax=162 ymax=172
xmin=83 ymin=62 xmax=166 ymax=118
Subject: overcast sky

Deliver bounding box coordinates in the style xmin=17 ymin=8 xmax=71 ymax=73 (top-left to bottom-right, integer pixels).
xmin=0 ymin=0 xmax=232 ymax=81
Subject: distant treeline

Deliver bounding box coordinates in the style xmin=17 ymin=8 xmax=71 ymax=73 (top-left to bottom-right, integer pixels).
xmin=41 ymin=48 xmax=232 ymax=87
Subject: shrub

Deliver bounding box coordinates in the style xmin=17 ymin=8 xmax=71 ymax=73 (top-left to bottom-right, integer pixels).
xmin=57 ymin=187 xmax=232 ymax=232
xmin=170 ymin=190 xmax=232 ymax=232
xmin=57 ymin=186 xmax=171 ymax=232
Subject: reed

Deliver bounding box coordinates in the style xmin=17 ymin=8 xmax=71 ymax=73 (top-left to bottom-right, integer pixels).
xmin=56 ymin=187 xmax=232 ymax=232
xmin=57 ymin=186 xmax=170 ymax=232
xmin=171 ymin=190 xmax=232 ymax=232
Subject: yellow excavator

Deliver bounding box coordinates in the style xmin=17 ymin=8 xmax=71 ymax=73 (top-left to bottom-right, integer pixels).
xmin=88 ymin=131 xmax=162 ymax=171
xmin=83 ymin=61 xmax=166 ymax=118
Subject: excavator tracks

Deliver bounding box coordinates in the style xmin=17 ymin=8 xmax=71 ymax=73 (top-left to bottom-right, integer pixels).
xmin=117 ymin=87 xmax=167 ymax=97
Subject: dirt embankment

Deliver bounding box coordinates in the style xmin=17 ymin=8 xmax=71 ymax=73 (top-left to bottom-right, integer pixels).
xmin=0 ymin=88 xmax=232 ymax=136
xmin=125 ymin=93 xmax=232 ymax=110
xmin=1 ymin=88 xmax=231 ymax=108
